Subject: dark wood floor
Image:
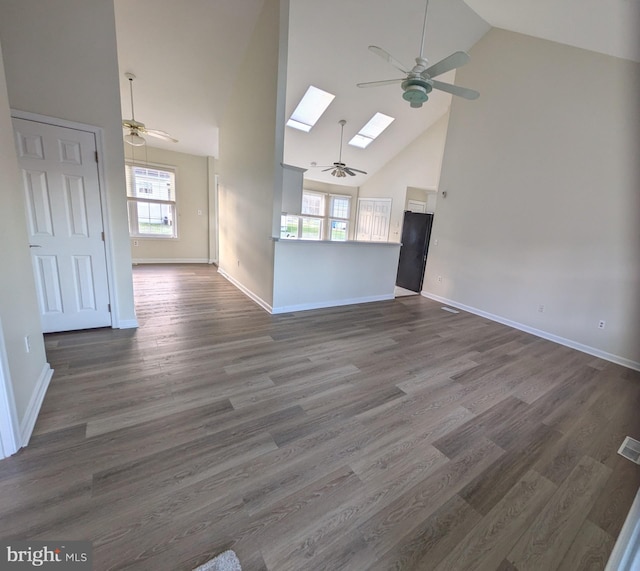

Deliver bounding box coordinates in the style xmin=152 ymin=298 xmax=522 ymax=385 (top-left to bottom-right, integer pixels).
xmin=1 ymin=264 xmax=639 ymax=570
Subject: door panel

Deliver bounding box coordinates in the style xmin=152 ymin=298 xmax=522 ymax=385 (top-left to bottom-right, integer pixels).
xmin=396 ymin=212 xmax=433 ymax=292
xmin=356 ymin=200 xmax=373 ymax=240
xmin=24 ymin=170 xmax=54 ymax=236
xmin=34 ymin=255 xmax=64 ymax=314
xmin=13 ymin=118 xmax=111 ymax=332
xmin=64 ymin=175 xmax=90 ymax=236
xmin=72 ymin=255 xmax=98 ymax=310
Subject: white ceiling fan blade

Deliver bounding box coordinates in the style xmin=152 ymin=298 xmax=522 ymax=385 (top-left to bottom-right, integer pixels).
xmin=430 ymin=80 xmax=479 ymax=100
xmin=144 ymin=129 xmax=179 ymax=143
xmin=346 ymin=167 xmax=367 ymax=175
xmin=357 ymin=78 xmax=404 ymax=88
xmin=424 ymin=51 xmax=470 ymax=78
xmin=368 ymin=46 xmax=409 ymax=74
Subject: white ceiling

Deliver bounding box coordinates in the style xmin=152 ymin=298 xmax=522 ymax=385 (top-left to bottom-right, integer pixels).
xmin=283 ymin=0 xmax=489 ymax=185
xmin=114 ymin=0 xmax=638 ymax=185
xmin=465 ymin=0 xmax=640 ymax=64
xmin=114 ymin=0 xmax=264 ymax=157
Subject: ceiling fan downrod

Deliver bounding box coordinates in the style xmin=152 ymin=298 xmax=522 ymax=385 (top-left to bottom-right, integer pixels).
xmin=420 ymin=0 xmax=430 ymax=59
xmin=125 ymin=72 xmax=137 ymax=122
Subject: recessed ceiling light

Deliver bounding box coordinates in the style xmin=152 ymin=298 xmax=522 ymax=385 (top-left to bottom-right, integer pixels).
xmin=348 ymin=112 xmax=394 ymax=148
xmin=287 ymin=86 xmax=335 ymax=132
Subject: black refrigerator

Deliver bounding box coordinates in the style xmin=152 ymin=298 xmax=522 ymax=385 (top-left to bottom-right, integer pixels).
xmin=395 ymin=211 xmax=434 ymax=292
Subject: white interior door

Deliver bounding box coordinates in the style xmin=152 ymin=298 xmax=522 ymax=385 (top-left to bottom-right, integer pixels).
xmin=356 ymin=199 xmax=374 ymax=241
xmin=12 ymin=118 xmax=111 ymax=333
xmin=356 ymin=198 xmax=392 ymax=241
xmin=356 ymin=198 xmax=391 ymax=242
xmin=407 ymin=199 xmax=427 ymax=213
xmin=371 ymin=200 xmax=391 ymax=241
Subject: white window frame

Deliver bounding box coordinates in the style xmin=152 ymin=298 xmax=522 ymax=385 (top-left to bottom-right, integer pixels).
xmin=300 ymin=190 xmax=325 ymax=240
xmin=126 ymin=162 xmax=178 ymax=239
xmin=327 ymin=194 xmax=351 ymax=241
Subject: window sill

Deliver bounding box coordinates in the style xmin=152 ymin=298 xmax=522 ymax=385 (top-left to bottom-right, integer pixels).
xmin=273 ymin=237 xmax=401 ymax=246
xmin=130 ymin=236 xmax=179 ymax=241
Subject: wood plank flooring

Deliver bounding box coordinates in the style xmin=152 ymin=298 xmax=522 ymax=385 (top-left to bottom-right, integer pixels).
xmin=1 ymin=264 xmax=639 ymax=570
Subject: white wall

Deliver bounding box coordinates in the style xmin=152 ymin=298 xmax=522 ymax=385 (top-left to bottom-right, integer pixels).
xmin=127 ymin=146 xmax=210 ymax=263
xmin=273 ymin=240 xmax=401 ymax=312
xmin=0 ymin=41 xmax=50 ymax=441
xmin=0 ymin=0 xmax=136 ymax=326
xmin=425 ymin=28 xmax=640 ymax=368
xmin=358 ymin=113 xmax=450 ymax=241
xmin=218 ymin=0 xmax=289 ymax=307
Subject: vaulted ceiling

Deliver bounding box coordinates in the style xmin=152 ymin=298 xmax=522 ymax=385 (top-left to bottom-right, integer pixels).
xmin=114 ymin=0 xmax=639 ymax=185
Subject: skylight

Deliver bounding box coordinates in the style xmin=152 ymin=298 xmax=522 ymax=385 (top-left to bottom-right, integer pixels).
xmin=348 ymin=113 xmax=395 ymax=148
xmin=286 ymin=86 xmax=335 ymax=132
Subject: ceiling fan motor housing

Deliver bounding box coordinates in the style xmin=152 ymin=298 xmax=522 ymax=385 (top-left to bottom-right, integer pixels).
xmin=401 ymin=78 xmax=432 ymax=108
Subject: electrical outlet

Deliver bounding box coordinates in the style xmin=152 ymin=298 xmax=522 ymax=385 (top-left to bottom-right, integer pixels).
xmin=437 ymin=275 xmax=443 ymax=283
xmin=237 ymin=259 xmax=240 ymax=267
xmin=197 ymin=209 xmax=202 ymax=216
xmin=598 ymin=320 xmax=606 ymax=330
xmin=133 ymin=240 xmax=139 ymax=247
xmin=538 ymin=304 xmax=545 ymax=313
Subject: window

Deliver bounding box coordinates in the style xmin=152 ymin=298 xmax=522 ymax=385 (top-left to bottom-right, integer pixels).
xmin=280 ymin=190 xmax=351 ymax=241
xmin=302 ymin=192 xmax=325 ymax=216
xmin=298 ymin=190 xmax=324 ymax=240
xmin=328 ymin=195 xmax=350 ymax=240
xmin=126 ymin=163 xmax=177 ymax=238
xmin=286 ymin=86 xmax=335 ymax=132
xmin=281 ymin=215 xmax=300 ymax=239
xmin=348 ymin=112 xmax=395 ymax=149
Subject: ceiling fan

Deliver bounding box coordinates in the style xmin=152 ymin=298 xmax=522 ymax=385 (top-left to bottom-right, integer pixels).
xmin=314 ymin=120 xmax=367 ymax=178
xmin=357 ymin=0 xmax=479 ymax=108
xmin=122 ymin=72 xmax=178 ymax=147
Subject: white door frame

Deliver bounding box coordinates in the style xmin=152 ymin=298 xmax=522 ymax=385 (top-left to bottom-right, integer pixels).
xmin=10 ymin=109 xmax=122 ymax=328
xmin=0 ymin=318 xmax=20 ymax=458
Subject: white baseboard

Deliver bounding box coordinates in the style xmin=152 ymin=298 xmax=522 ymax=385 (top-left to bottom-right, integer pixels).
xmin=606 ymin=487 xmax=640 ymax=571
xmin=421 ymin=291 xmax=640 ymax=372
xmin=272 ymin=294 xmax=395 ymax=315
xmin=19 ymin=363 xmax=53 ymax=447
xmin=218 ymin=267 xmax=395 ymax=315
xmin=0 ymin=332 xmax=20 ymax=458
xmin=116 ymin=319 xmax=139 ymax=329
xmin=217 ymin=268 xmax=273 ymax=313
xmin=132 ymin=258 xmax=209 ymax=265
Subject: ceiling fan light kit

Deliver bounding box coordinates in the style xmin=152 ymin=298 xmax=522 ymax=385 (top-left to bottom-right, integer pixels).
xmin=401 ymin=79 xmax=432 ymax=108
xmin=357 ymin=0 xmax=479 ymax=107
xmin=331 ymin=167 xmax=347 ymax=178
xmin=124 ymin=131 xmax=146 ymax=147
